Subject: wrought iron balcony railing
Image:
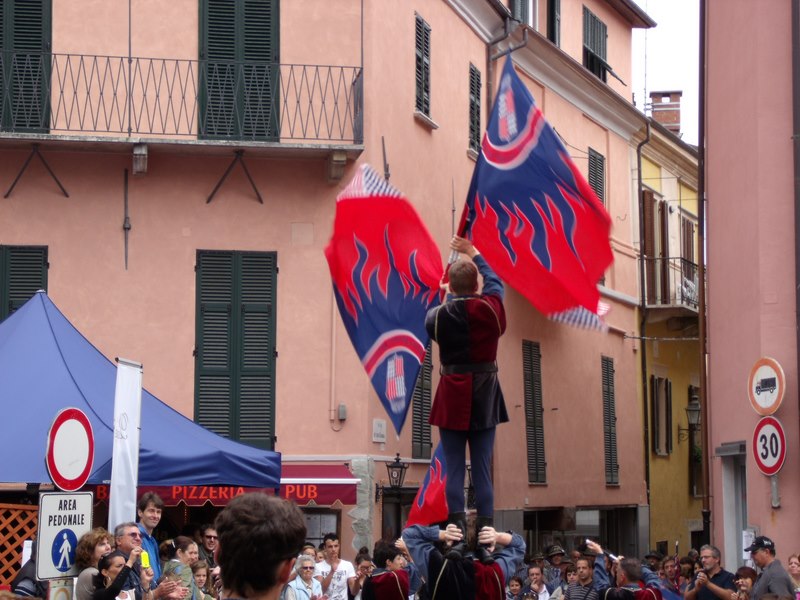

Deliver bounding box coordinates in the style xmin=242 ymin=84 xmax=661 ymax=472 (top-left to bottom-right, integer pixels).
xmin=644 ymin=256 xmax=699 ymax=310
xmin=0 ymin=52 xmax=363 ymax=144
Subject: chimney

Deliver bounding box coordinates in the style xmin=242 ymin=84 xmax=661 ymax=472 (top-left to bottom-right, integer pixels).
xmin=649 ymin=90 xmax=682 ymax=136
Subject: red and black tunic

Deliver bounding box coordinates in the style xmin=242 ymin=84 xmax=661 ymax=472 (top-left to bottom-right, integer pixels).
xmin=425 ymin=255 xmax=508 ymax=431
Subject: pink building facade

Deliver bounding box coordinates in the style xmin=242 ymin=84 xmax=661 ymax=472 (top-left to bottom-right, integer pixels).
xmin=706 ymin=0 xmax=800 ymax=566
xmin=0 ymin=0 xmax=658 ymax=558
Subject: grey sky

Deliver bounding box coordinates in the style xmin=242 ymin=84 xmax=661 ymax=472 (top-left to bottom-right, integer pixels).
xmin=632 ymin=0 xmax=700 ymax=145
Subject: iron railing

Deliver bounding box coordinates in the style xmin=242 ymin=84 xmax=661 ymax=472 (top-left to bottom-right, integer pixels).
xmin=644 ymin=256 xmax=699 ymax=309
xmin=0 ymin=52 xmax=363 ymax=143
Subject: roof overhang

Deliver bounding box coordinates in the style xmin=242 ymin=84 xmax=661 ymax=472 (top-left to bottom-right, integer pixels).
xmin=606 ymin=0 xmax=657 ymax=28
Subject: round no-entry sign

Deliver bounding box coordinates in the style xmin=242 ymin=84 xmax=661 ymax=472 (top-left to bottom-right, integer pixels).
xmin=46 ymin=408 xmax=95 ymax=491
xmin=747 ymin=357 xmax=785 ymax=415
xmin=752 ymin=416 xmax=786 ymax=476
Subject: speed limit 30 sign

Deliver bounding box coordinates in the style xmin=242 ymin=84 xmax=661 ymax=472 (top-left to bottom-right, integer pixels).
xmin=752 ymin=416 xmax=787 ymax=476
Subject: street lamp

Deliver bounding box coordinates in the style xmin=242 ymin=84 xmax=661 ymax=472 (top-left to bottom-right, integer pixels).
xmin=678 ymin=393 xmax=702 ymax=441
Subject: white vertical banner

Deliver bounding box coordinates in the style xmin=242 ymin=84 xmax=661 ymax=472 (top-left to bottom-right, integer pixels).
xmin=108 ymin=358 xmax=143 ymax=531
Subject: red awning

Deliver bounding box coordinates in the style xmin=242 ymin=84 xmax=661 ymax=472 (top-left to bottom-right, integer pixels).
xmin=280 ymin=464 xmax=360 ymax=506
xmin=92 ymin=465 xmax=359 ymax=508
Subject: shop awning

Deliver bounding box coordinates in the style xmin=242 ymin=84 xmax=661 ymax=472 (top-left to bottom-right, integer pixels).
xmin=280 ymin=465 xmax=360 ymax=506
xmin=92 ymin=465 xmax=361 ymax=507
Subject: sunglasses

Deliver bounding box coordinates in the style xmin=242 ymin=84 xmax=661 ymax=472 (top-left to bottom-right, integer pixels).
xmin=204 ymin=535 xmax=218 ymax=540
xmin=126 ymin=532 xmax=142 ymax=539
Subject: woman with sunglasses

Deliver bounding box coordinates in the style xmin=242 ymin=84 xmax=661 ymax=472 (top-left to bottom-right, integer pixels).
xmin=93 ymin=549 xmax=152 ymax=600
xmin=729 ymin=567 xmax=758 ymax=600
xmin=75 ymin=528 xmax=113 ymax=600
xmin=284 ymin=555 xmax=325 ymax=600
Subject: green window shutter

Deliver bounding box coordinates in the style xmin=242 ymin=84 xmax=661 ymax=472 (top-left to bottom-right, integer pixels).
xmin=588 ymin=148 xmax=605 ymax=204
xmin=582 ymin=7 xmax=608 ymax=82
xmin=1 ymin=0 xmax=51 ymax=132
xmin=547 ymin=0 xmax=560 ymax=46
xmin=236 ymin=252 xmax=276 ymax=449
xmin=195 ymin=250 xmax=277 ymax=450
xmin=601 ymin=355 xmax=619 ymax=484
xmin=468 ymin=64 xmax=481 ymax=153
xmin=512 ymin=0 xmax=529 ymax=24
xmin=414 ymin=14 xmax=431 ymax=116
xmin=195 ymin=251 xmax=235 ymax=438
xmin=665 ymin=378 xmax=673 ymax=454
xmin=0 ymin=245 xmax=48 ymax=320
xmin=523 ymin=340 xmax=546 ymax=484
xmin=650 ymin=374 xmax=659 ymax=454
xmin=200 ymin=0 xmax=278 ymax=140
xmin=412 ymin=344 xmax=433 ymax=459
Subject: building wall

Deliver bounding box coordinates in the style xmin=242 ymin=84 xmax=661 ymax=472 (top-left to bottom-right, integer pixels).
xmin=0 ymin=0 xmax=653 ymax=557
xmin=706 ymin=0 xmax=800 ymax=565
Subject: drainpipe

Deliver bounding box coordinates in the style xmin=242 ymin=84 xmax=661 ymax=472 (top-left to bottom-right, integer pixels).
xmin=792 ymin=0 xmax=800 ymax=533
xmin=697 ymin=0 xmax=711 ymax=547
xmin=637 ymin=121 xmax=652 ymax=508
xmin=487 ymin=18 xmax=513 ymax=108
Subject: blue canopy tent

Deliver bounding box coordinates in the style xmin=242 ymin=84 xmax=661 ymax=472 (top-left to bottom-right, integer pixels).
xmin=0 ymin=292 xmax=281 ymax=487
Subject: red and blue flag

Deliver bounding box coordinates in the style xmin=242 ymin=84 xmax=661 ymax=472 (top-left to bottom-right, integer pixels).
xmin=324 ymin=164 xmax=443 ymax=435
xmin=406 ymin=442 xmax=448 ymax=527
xmin=463 ymin=57 xmax=613 ymax=327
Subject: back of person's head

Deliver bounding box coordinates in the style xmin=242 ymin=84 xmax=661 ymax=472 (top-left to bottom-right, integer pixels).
xmin=603 ymin=588 xmax=635 ymax=600
xmin=619 ymin=558 xmax=642 ymax=583
xmin=449 ymin=260 xmax=479 ymax=295
xmin=372 ymin=541 xmax=402 ymax=569
xmin=215 ymin=493 xmax=306 ymax=597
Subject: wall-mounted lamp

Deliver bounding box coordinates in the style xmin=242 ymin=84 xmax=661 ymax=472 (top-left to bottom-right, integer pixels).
xmin=678 ymin=392 xmax=702 ymax=442
xmin=375 ymin=453 xmax=409 ymax=502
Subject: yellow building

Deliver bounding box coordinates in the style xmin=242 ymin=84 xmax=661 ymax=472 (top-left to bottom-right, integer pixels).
xmin=637 ymin=114 xmax=703 ymax=554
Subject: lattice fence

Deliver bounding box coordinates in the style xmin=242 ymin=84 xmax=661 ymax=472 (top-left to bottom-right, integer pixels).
xmin=0 ymin=504 xmax=38 ymax=586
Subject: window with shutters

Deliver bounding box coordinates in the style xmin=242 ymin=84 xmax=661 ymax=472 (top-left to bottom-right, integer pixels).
xmin=194 ymin=250 xmax=277 ymax=450
xmin=588 ymin=147 xmax=605 ymax=205
xmin=523 ymin=340 xmax=546 ymax=484
xmin=512 ymin=0 xmax=533 ymax=27
xmin=651 ymin=375 xmax=672 ymax=456
xmin=583 ymin=7 xmax=607 ymax=82
xmin=468 ymin=64 xmax=481 ymax=153
xmin=0 ymin=0 xmax=51 ymax=132
xmin=199 ymin=0 xmax=279 ymax=140
xmin=0 ymin=245 xmax=48 ymax=321
xmin=601 ymin=355 xmax=619 ymax=485
xmin=643 ymin=189 xmax=670 ymax=305
xmin=411 ymin=344 xmax=432 ymax=460
xmin=547 ymin=0 xmax=560 ymax=45
xmin=414 ymin=14 xmax=431 ymax=117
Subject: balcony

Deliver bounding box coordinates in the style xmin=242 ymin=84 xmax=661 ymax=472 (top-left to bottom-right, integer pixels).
xmin=644 ymin=256 xmax=700 ymax=319
xmin=0 ymin=51 xmax=363 ymax=161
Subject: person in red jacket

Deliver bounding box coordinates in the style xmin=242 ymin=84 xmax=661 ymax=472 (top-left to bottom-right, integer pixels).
xmin=425 ymin=236 xmax=508 ymax=561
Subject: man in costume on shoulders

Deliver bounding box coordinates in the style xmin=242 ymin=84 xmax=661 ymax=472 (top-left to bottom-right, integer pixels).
xmin=425 ymin=235 xmax=508 ymax=562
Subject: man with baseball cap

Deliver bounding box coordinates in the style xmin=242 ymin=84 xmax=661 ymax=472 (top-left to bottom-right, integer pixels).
xmin=744 ymin=536 xmax=795 ymax=600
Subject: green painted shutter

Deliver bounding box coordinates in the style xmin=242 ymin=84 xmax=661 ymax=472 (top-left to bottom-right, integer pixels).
xmin=523 ymin=340 xmax=546 ymax=483
xmin=195 ymin=250 xmax=276 ymax=449
xmin=601 ymin=355 xmax=619 ymax=484
xmin=0 ymin=245 xmax=48 ymax=320
xmin=547 ymin=0 xmax=561 ymax=46
xmin=236 ymin=252 xmax=276 ymax=449
xmin=665 ymin=378 xmax=673 ymax=455
xmin=650 ymin=374 xmax=659 ymax=453
xmin=588 ymin=148 xmax=605 ymax=204
xmin=1 ymin=0 xmax=51 ymax=132
xmin=512 ymin=0 xmax=529 ymax=24
xmin=200 ymin=0 xmax=278 ymax=140
xmin=195 ymin=251 xmax=235 ymax=438
xmin=411 ymin=344 xmax=432 ymax=459
xmin=414 ymin=15 xmax=431 ymax=116
xmin=468 ymin=64 xmax=481 ymax=153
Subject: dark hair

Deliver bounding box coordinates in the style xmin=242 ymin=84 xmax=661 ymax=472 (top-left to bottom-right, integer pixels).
xmin=602 ymin=589 xmax=635 ymax=600
xmin=510 ymin=576 xmax=524 ymax=587
xmin=355 ymin=552 xmax=372 ymax=566
xmin=373 ymin=542 xmax=401 ymax=568
xmin=94 ymin=551 xmax=127 ymax=588
xmin=618 ymin=558 xmax=642 ymax=583
xmin=449 ymin=260 xmax=478 ymax=295
xmin=200 ymin=524 xmax=216 ymax=536
xmin=137 ymin=492 xmax=164 ymax=513
xmin=734 ymin=566 xmax=758 ymax=585
xmin=322 ymin=533 xmax=339 ymax=545
xmin=565 ymin=564 xmax=577 ymax=575
xmin=75 ymin=528 xmax=111 ymax=570
xmin=163 ymin=536 xmax=195 ymax=561
xmin=215 ymin=493 xmax=306 ymax=596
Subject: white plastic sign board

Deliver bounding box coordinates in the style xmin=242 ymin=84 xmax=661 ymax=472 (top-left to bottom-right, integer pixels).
xmin=36 ymin=492 xmax=93 ymax=580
